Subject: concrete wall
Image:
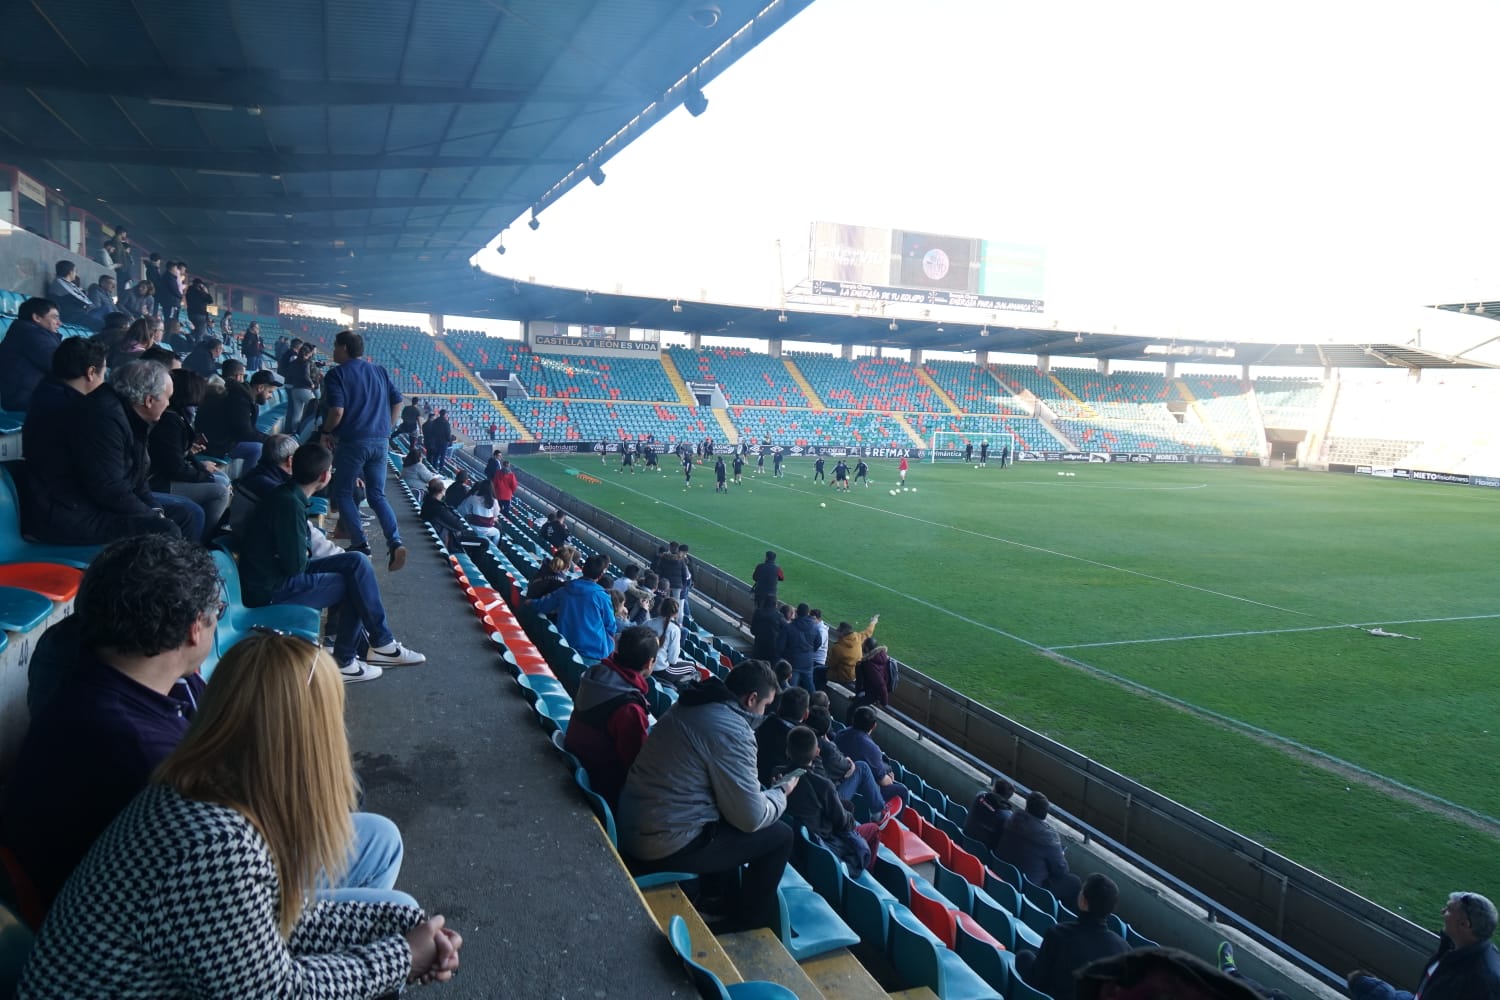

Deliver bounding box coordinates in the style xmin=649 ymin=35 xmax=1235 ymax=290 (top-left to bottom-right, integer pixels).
xmin=0 ymin=225 xmax=112 ymax=300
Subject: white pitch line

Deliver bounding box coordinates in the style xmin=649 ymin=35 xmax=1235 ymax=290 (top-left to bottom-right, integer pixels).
xmin=1050 ymin=613 xmax=1500 ymax=651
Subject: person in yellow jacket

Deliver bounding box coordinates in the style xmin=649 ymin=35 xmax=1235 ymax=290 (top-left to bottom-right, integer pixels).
xmin=825 ymin=614 xmax=879 ymax=686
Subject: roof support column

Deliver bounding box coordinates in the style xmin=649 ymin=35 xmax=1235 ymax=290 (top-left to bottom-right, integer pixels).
xmin=429 ymin=314 xmax=445 ymax=335
xmin=1242 ymin=363 xmax=1250 ymax=382
xmin=841 ymin=343 xmax=854 ymax=360
xmin=768 ymin=339 xmax=782 ymax=358
xmin=1097 ymin=358 xmax=1112 ymax=376
xmin=1165 ymin=361 xmax=1177 ymax=379
xmin=1037 ymin=354 xmax=1051 ymax=372
xmin=976 ymin=351 xmax=988 ymax=366
xmin=689 ymin=332 xmax=702 ymax=350
xmin=348 ymin=307 xmax=360 ymax=327
xmin=911 ymin=348 xmax=924 ymax=365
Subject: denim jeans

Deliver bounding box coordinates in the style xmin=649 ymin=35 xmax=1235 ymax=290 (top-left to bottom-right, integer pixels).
xmin=168 ymin=479 xmax=230 ymax=540
xmin=228 ymin=440 xmax=263 ymax=469
xmin=791 ymin=667 xmax=814 ymax=692
xmin=332 ymin=437 xmax=401 ymax=551
xmin=837 ymin=760 xmax=884 ymax=811
xmin=316 ymin=812 xmax=418 ymax=908
xmin=269 ymin=551 xmax=395 ymax=667
xmin=287 ymin=388 xmax=315 ymax=438
xmin=150 ymin=491 xmax=204 ymax=542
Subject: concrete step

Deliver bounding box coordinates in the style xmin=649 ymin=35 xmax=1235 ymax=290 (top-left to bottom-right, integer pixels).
xmin=720 ymin=928 xmax=826 ymax=999
xmin=800 ymin=948 xmax=893 ymax=1000
xmin=642 ymin=884 xmax=741 ymax=985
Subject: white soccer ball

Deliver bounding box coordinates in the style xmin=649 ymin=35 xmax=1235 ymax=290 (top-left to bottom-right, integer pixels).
xmin=889 ymin=489 xmax=897 ymax=495
xmin=1057 ymin=471 xmax=1065 ymax=476
xmin=911 ymin=488 xmax=917 ymax=492
xmin=974 ymin=465 xmax=980 ymax=469
xmin=820 ymin=502 xmax=827 ymax=508
xmin=902 ymin=487 xmax=909 ymax=492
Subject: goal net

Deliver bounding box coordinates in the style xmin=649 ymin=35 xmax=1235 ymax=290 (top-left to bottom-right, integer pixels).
xmin=929 ymin=431 xmax=980 ymax=463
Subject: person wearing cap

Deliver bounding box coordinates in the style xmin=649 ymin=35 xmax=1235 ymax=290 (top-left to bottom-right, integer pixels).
xmin=182 ymin=337 xmax=223 ymax=380
xmin=198 ymin=366 xmax=279 ymax=470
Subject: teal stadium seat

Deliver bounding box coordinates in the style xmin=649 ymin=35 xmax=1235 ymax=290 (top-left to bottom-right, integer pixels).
xmin=886 ymin=904 xmax=1002 ymax=1000
xmin=0 ymin=466 xmax=101 ymax=568
xmin=667 ymin=915 xmax=800 ymax=1000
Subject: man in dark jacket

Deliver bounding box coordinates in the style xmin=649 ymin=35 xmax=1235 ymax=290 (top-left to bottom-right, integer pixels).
xmin=20 ymin=337 xmax=107 ymax=534
xmin=1021 ymin=874 xmax=1130 ymax=1000
xmin=240 ymin=321 xmax=264 ymax=372
xmin=963 ymin=777 xmax=1015 ymax=853
xmin=423 ymin=408 xmax=454 ymax=474
xmin=755 ymin=686 xmax=808 ymax=785
xmin=181 ymin=337 xmax=222 ymax=379
xmin=1349 ymin=892 xmax=1500 ymax=1000
xmin=832 ymin=706 xmax=909 ymax=808
xmin=199 ymin=367 xmax=277 ymax=467
xmin=751 ymin=550 xmax=783 ymax=601
xmin=539 ymin=510 xmax=570 ymax=551
xmin=237 ymin=443 xmax=424 ymax=683
xmin=997 ymin=791 xmax=1081 ymax=902
xmin=749 ymin=596 xmax=785 ymax=662
xmin=565 ymin=626 xmax=659 ymax=806
xmin=783 ymin=602 xmax=823 ymax=692
xmin=0 ymin=297 xmax=62 ymax=412
xmin=24 ymin=359 xmax=200 ymax=543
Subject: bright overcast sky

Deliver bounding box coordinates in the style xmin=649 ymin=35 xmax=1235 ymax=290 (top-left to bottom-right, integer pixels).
xmin=472 ymin=0 xmax=1500 ymax=351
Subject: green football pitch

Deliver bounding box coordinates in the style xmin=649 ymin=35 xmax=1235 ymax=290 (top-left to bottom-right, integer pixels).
xmin=515 ymin=453 xmax=1500 ymax=917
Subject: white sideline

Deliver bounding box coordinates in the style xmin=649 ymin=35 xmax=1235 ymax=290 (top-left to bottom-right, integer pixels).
xmin=1049 ymin=614 xmax=1500 ymax=651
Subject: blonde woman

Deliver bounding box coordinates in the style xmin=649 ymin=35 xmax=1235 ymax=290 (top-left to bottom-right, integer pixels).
xmin=18 ymin=633 xmax=462 ymax=998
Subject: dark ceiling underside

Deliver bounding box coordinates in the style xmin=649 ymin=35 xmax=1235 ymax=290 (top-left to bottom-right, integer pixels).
xmin=1 ymin=0 xmax=809 ymax=308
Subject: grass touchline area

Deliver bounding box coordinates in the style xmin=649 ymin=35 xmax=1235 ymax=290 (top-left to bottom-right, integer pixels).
xmin=516 ymin=455 xmax=1500 ymax=916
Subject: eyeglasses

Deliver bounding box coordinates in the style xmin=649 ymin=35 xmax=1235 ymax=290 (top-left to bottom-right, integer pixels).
xmin=249 ymin=626 xmax=322 ymax=686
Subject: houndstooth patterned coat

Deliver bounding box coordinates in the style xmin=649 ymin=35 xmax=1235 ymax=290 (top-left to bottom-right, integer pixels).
xmin=19 ymin=784 xmax=423 ymax=998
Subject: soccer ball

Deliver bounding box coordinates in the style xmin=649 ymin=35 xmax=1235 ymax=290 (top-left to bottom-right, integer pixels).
xmin=902 ymin=487 xmax=909 ymax=492
xmin=974 ymin=465 xmax=980 ymax=469
xmin=911 ymin=488 xmax=918 ymax=492
xmin=889 ymin=489 xmax=897 ymax=495
xmin=819 ymin=502 xmax=826 ymax=508
xmin=1057 ymin=471 xmax=1065 ymax=476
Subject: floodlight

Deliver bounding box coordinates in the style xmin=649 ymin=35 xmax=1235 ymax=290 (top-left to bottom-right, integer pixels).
xmin=671 ymin=300 xmax=683 ymax=314
xmin=889 ymin=320 xmax=898 ymax=331
xmin=778 ymin=311 xmax=788 ymax=323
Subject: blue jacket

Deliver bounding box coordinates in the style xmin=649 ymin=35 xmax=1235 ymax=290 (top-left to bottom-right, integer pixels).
xmin=781 ymin=613 xmax=822 ymax=674
xmin=0 ymin=317 xmax=62 ymax=411
xmin=323 ymin=358 xmax=402 ymax=440
xmin=531 ymin=576 xmax=619 ymax=663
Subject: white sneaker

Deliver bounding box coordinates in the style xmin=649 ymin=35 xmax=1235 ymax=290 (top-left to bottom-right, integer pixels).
xmin=366 ymin=642 xmax=426 ymax=667
xmin=340 ymin=659 xmax=383 ymax=683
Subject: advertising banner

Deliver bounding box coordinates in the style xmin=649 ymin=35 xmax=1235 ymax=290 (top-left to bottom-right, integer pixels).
xmin=531 ymin=334 xmax=660 ymax=358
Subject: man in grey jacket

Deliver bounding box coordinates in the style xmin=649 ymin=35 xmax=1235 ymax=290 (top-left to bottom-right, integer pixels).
xmin=617 ymin=659 xmax=796 ymax=932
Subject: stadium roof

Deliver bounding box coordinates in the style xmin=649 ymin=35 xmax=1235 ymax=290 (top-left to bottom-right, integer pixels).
xmin=0 ymin=0 xmax=811 ymax=308
xmin=455 ymin=276 xmax=1500 ymax=369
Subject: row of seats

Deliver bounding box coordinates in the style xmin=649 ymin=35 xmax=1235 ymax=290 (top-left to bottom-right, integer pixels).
xmin=787 ymin=354 xmax=942 ymax=413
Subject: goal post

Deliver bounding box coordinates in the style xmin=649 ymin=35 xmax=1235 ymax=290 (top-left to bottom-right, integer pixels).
xmin=929 ymin=431 xmax=972 ymax=463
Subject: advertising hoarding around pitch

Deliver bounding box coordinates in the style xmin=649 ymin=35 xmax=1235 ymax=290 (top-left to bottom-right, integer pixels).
xmin=806 ymin=221 xmax=1045 ymax=312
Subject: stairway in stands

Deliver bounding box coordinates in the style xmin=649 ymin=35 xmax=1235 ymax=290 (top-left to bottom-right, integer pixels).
xmin=914 ymin=368 xmax=963 ymax=415
xmin=658 ymin=351 xmax=700 ymax=406
xmin=783 ymin=358 xmax=828 ymax=410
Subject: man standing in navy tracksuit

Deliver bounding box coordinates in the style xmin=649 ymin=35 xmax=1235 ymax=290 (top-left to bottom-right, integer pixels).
xmin=317 ymin=330 xmax=407 ymax=572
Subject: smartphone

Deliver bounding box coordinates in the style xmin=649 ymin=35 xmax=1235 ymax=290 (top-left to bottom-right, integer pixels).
xmin=771 ymin=768 xmax=806 ymax=789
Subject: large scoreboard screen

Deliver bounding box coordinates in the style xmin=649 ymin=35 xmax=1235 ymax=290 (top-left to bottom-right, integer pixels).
xmin=806 ymin=222 xmax=1044 ymax=312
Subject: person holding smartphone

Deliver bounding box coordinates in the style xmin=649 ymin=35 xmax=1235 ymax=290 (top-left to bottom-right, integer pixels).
xmin=618 ymin=659 xmax=795 ymax=933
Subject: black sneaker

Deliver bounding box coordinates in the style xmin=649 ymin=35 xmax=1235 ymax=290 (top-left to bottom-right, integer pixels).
xmin=348 ymin=543 xmax=373 ymax=557
xmin=388 ymin=544 xmax=408 ymax=572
